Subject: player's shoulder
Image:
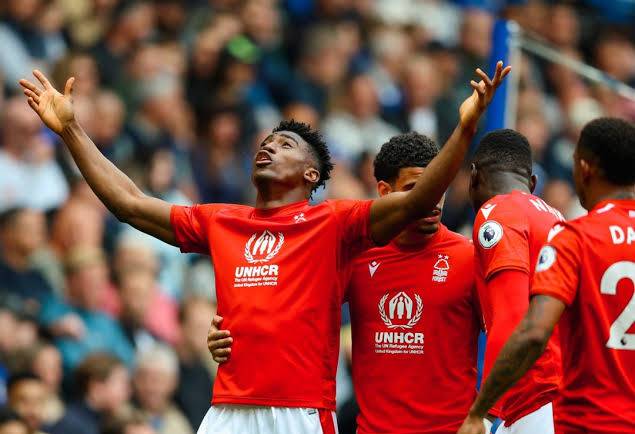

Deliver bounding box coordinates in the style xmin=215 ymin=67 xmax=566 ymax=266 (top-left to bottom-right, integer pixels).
xmin=440 ymin=227 xmax=474 ymax=251
xmin=475 ymin=192 xmax=526 ymax=225
xmin=203 ymin=202 xmax=253 ymax=216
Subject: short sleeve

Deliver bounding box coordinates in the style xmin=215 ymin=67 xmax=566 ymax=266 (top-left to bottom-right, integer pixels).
xmin=473 ymin=213 xmax=530 ymax=280
xmin=531 ymin=224 xmax=581 ymax=306
xmin=330 ymin=199 xmax=374 ymax=255
xmin=170 ymin=204 xmax=223 ymax=255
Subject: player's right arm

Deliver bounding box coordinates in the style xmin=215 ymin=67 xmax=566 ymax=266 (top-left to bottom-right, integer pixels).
xmin=19 ymin=70 xmax=176 ymax=246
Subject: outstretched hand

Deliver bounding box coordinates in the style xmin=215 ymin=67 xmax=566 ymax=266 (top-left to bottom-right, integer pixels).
xmin=19 ymin=70 xmax=76 ymax=135
xmin=459 ymin=61 xmax=512 ymax=128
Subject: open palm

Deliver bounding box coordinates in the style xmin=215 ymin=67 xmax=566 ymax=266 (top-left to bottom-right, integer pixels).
xmin=459 ymin=61 xmax=512 ymax=127
xmin=19 ymin=70 xmax=75 ymax=135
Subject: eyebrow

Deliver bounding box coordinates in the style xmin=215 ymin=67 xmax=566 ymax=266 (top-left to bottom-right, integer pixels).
xmin=277 ymin=133 xmax=299 ymax=146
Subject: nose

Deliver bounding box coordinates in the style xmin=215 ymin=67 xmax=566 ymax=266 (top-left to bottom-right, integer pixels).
xmin=262 ymin=143 xmax=276 ymax=154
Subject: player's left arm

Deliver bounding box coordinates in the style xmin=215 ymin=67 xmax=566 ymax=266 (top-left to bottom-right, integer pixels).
xmin=369 ymin=62 xmax=511 ymax=245
xmin=457 ymin=295 xmax=565 ymax=434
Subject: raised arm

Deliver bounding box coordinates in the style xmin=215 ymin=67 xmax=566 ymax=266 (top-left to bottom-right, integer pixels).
xmin=369 ymin=61 xmax=511 ymax=245
xmin=20 ymin=70 xmax=176 ymax=246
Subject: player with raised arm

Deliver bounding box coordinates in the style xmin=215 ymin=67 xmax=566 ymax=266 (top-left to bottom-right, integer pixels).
xmin=18 ymin=62 xmax=509 ymax=434
xmin=468 ymin=130 xmax=563 ymax=434
xmin=458 ymin=117 xmax=635 ymax=434
xmin=209 ymin=132 xmax=492 ymax=434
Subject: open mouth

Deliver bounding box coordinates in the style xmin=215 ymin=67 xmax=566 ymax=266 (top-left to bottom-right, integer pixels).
xmin=255 ymin=151 xmax=273 ymax=166
xmin=421 ymin=208 xmax=442 ymax=224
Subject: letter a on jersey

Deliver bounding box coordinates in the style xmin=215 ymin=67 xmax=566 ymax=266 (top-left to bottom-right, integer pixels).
xmin=478 ymin=221 xmax=503 ymax=249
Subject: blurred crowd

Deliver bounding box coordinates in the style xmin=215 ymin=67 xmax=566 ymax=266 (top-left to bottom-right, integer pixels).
xmin=0 ymin=0 xmax=634 ymax=433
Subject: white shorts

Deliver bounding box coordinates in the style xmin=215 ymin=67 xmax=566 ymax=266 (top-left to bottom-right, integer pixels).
xmin=197 ymin=405 xmax=338 ymax=434
xmin=495 ymin=402 xmax=554 ymax=434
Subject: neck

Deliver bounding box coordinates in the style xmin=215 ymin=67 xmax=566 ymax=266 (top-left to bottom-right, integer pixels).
xmin=254 ymin=182 xmax=309 ymax=209
xmin=394 ymin=229 xmax=437 ymax=248
xmin=585 ymin=183 xmax=635 ymax=210
xmin=475 ymin=173 xmax=531 ymax=210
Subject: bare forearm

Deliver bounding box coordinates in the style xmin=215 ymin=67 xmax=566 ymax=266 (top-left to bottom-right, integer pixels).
xmin=404 ymin=122 xmax=476 ymax=218
xmin=470 ymin=320 xmax=547 ymax=418
xmin=59 ymin=120 xmax=144 ymax=220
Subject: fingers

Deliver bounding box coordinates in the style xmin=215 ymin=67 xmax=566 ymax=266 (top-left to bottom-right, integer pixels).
xmin=500 ymin=65 xmax=512 ymax=82
xmin=33 ymin=69 xmax=53 ymax=90
xmin=27 ymin=97 xmax=39 ymax=112
xmin=212 ymin=315 xmax=223 ymax=328
xmin=475 ymin=68 xmax=492 ymax=87
xmin=492 ymin=60 xmax=503 ymax=83
xmin=23 ymin=89 xmax=40 ymax=104
xmin=19 ymin=79 xmax=42 ymax=96
xmin=208 ymin=335 xmax=233 ymax=351
xmin=470 ymin=80 xmax=486 ymax=95
xmin=212 ymin=348 xmax=231 ymax=363
xmin=64 ymin=77 xmax=75 ymax=98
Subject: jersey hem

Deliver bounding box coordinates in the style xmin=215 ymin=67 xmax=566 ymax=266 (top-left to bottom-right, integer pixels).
xmin=530 ymin=287 xmax=573 ymax=306
xmin=212 ymin=395 xmax=336 ymax=411
xmin=502 ymin=390 xmax=558 ymax=426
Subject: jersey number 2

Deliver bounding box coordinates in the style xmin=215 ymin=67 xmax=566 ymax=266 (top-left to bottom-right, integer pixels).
xmin=600 ymin=261 xmax=635 ymax=350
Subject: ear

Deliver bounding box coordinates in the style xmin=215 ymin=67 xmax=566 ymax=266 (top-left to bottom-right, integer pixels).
xmin=579 ymin=157 xmax=594 ymax=183
xmin=304 ymin=167 xmax=320 ymax=185
xmin=377 ymin=180 xmax=393 ymax=197
xmin=469 ymin=163 xmax=478 ymax=190
xmin=529 ymin=174 xmax=537 ymax=193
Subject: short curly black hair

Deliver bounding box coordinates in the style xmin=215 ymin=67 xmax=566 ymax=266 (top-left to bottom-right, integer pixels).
xmin=273 ymin=119 xmax=333 ymax=192
xmin=373 ymin=132 xmax=439 ymax=183
xmin=472 ymin=129 xmax=532 ymax=180
xmin=578 ymin=117 xmax=635 ymax=185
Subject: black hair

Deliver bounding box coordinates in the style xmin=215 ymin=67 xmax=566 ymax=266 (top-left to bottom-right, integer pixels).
xmin=0 ymin=207 xmax=26 ymax=231
xmin=6 ymin=372 xmax=41 ymax=392
xmin=472 ymin=129 xmax=532 ymax=179
xmin=273 ymin=119 xmax=333 ymax=192
xmin=373 ymin=132 xmax=439 ymax=183
xmin=0 ymin=406 xmax=26 ymax=427
xmin=578 ymin=117 xmax=635 ymax=185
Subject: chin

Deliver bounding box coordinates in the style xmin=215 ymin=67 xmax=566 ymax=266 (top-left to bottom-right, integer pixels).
xmin=417 ymin=224 xmax=439 ymax=235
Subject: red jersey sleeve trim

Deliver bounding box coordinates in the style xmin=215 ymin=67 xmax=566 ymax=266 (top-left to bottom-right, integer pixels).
xmin=484 ymin=263 xmax=530 ymax=281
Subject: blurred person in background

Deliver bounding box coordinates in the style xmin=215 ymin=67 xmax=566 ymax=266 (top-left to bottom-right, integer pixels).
xmin=6 ymin=373 xmax=82 ymax=434
xmin=0 ymin=208 xmax=52 ymax=315
xmin=0 ymin=99 xmax=68 ymax=212
xmin=192 ymin=106 xmax=250 ymax=204
xmin=39 ymin=246 xmax=134 ymax=372
xmin=324 ymin=74 xmax=399 ymax=164
xmin=117 ymin=268 xmax=180 ymax=351
xmin=65 ymin=353 xmax=131 ymax=434
xmin=0 ymin=0 xmax=66 ymax=92
xmin=0 ymin=407 xmax=28 ymax=434
xmin=132 ymin=345 xmax=193 ymax=434
xmin=175 ymin=298 xmax=215 ymax=430
xmin=401 ymin=55 xmax=444 ymax=140
xmin=24 ymin=343 xmax=64 ymax=429
xmin=90 ymin=1 xmax=155 ymax=90
xmin=101 ymin=411 xmax=157 ymax=434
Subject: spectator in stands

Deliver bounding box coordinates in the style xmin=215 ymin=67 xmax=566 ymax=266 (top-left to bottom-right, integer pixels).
xmin=101 ymin=411 xmax=157 ymax=434
xmin=0 ymin=99 xmax=68 ymax=212
xmin=0 ymin=208 xmax=52 ymax=314
xmin=324 ymin=74 xmax=399 ymax=163
xmin=25 ymin=343 xmax=64 ymax=429
xmin=6 ymin=372 xmax=82 ymax=434
xmin=65 ymin=353 xmax=131 ymax=434
xmin=133 ymin=345 xmax=193 ymax=434
xmin=0 ymin=407 xmax=28 ymax=434
xmin=39 ymin=247 xmax=134 ymax=371
xmin=174 ymin=298 xmax=215 ymax=430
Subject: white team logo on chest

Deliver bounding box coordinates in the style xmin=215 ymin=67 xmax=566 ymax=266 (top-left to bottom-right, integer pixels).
xmin=244 ymin=230 xmax=284 ymax=263
xmin=432 ymin=255 xmax=450 ymax=282
xmin=378 ymin=291 xmax=423 ymax=329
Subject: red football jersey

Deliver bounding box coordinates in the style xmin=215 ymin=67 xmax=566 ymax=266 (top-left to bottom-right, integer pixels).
xmin=347 ymin=225 xmax=481 ymax=433
xmin=473 ymin=190 xmax=562 ymax=425
xmin=531 ymin=199 xmax=635 ymax=433
xmin=171 ymin=199 xmax=373 ymax=410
